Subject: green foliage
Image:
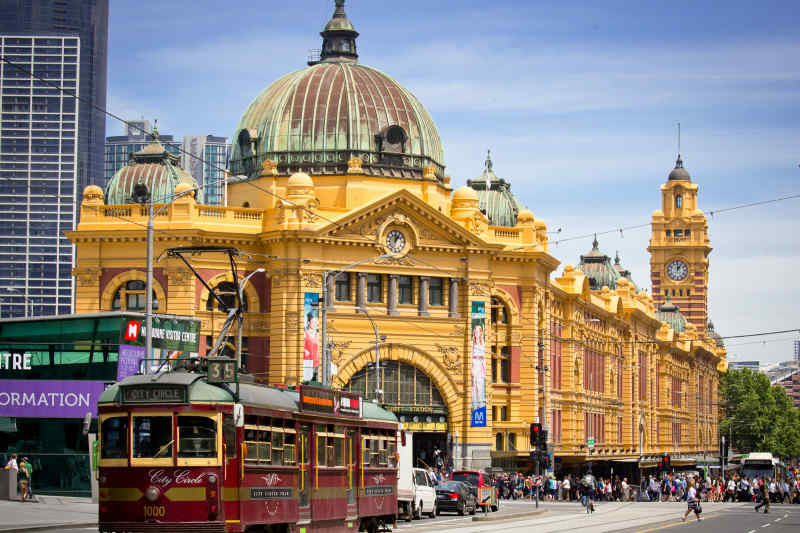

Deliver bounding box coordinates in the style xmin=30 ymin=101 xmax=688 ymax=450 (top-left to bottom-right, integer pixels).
xmin=720 ymin=368 xmax=800 ymax=459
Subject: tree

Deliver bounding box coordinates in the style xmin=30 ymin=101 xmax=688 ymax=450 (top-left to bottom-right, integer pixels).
xmin=720 ymin=368 xmax=800 ymax=459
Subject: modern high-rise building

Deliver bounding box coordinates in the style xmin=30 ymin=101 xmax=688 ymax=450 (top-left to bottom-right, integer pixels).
xmin=0 ymin=0 xmax=109 ymax=317
xmin=104 ymin=120 xmax=180 ymax=188
xmin=181 ymin=135 xmax=229 ymax=206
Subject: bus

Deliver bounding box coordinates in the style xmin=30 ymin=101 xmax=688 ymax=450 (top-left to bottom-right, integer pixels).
xmin=741 ymin=452 xmax=786 ymax=480
xmin=97 ymin=368 xmax=398 ymax=533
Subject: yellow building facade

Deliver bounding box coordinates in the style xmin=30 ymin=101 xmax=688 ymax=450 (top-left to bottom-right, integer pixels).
xmin=67 ymin=1 xmax=725 ymax=473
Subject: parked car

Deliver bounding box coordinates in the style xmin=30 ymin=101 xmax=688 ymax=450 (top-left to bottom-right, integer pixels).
xmin=451 ymin=470 xmax=499 ymax=512
xmin=436 ymin=480 xmax=477 ymax=516
xmin=411 ymin=467 xmax=437 ymax=518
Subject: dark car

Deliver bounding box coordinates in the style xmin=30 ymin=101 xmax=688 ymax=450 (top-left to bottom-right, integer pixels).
xmin=435 ymin=480 xmax=476 ymax=516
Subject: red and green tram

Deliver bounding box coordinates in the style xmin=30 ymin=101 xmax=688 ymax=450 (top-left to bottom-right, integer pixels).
xmin=97 ymin=371 xmax=398 ymax=533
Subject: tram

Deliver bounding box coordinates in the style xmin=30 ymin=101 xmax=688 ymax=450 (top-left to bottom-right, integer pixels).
xmin=97 ymin=368 xmax=398 ymax=533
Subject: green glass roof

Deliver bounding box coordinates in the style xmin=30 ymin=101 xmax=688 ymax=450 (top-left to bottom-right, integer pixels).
xmin=466 ymin=151 xmax=525 ymax=227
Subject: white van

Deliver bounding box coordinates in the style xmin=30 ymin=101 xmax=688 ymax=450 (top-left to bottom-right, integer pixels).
xmin=411 ymin=467 xmax=437 ymax=519
xmin=396 ymin=430 xmax=437 ymax=520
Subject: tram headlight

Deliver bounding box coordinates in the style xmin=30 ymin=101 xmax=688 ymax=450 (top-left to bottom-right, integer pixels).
xmin=208 ymin=474 xmax=217 ymax=484
xmin=145 ymin=486 xmax=160 ymax=502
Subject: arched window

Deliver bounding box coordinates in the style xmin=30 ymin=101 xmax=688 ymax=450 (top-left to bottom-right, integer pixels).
xmin=206 ymin=281 xmax=247 ymax=312
xmin=675 ymin=195 xmax=682 ymax=208
xmin=508 ymin=433 xmax=517 ymax=451
xmin=495 ymin=433 xmax=504 ymax=451
xmin=490 ymin=296 xmax=508 ymax=325
xmin=112 ymin=280 xmax=158 ymax=311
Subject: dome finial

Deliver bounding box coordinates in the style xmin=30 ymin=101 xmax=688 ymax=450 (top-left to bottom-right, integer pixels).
xmin=485 ymin=149 xmax=493 ymax=172
xmin=614 ymin=250 xmax=621 ymax=265
xmin=151 ymin=119 xmax=160 ymax=141
xmin=592 ymin=234 xmax=599 ymax=251
xmin=319 ymin=0 xmax=359 ymax=63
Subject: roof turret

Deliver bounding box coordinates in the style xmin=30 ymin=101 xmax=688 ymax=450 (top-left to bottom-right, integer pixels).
xmin=668 ymin=154 xmax=691 ymax=181
xmin=465 ymin=150 xmax=526 ymax=227
xmin=655 ymin=295 xmax=687 ymax=333
xmin=577 ymin=236 xmax=622 ymax=290
xmin=104 ymin=122 xmax=202 ymax=205
xmin=318 ymin=0 xmax=359 ymax=63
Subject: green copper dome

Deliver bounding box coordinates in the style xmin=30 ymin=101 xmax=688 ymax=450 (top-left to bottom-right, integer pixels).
xmin=466 ymin=151 xmax=525 ymax=227
xmin=104 ymin=129 xmax=202 ymax=205
xmin=577 ymin=237 xmax=623 ymax=290
xmin=228 ymin=1 xmax=444 ymax=181
xmin=655 ymin=297 xmax=687 ymax=334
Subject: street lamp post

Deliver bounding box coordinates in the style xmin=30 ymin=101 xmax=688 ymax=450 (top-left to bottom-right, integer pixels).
xmin=320 ymin=253 xmax=394 ymax=387
xmin=236 ymin=268 xmax=265 ymax=373
xmin=132 ymin=184 xmax=197 ymax=374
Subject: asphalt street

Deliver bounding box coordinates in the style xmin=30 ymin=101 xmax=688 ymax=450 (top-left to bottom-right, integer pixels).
xmin=12 ymin=502 xmax=800 ymax=533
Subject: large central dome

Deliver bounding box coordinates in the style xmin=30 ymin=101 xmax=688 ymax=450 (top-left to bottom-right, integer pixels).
xmin=228 ymin=1 xmax=444 ymax=181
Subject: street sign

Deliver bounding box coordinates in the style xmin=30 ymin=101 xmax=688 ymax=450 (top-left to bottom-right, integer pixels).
xmin=587 ymin=437 xmax=595 ymax=448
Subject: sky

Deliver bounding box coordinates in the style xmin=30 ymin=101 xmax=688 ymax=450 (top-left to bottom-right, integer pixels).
xmin=107 ymin=0 xmax=800 ymax=366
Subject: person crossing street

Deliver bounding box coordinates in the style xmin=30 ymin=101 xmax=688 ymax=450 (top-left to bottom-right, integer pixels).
xmin=755 ymin=478 xmax=770 ymax=514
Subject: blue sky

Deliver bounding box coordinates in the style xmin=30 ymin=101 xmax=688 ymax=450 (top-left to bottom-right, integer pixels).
xmin=107 ymin=0 xmax=800 ymax=365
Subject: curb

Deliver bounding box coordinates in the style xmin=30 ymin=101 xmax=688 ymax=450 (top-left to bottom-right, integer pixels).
xmin=0 ymin=523 xmax=97 ymax=533
xmin=472 ymin=508 xmax=548 ymax=522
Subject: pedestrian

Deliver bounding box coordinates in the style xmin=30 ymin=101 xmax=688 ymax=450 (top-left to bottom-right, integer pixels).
xmin=17 ymin=456 xmax=31 ymax=502
xmin=682 ymin=480 xmax=703 ymax=522
xmin=582 ymin=470 xmax=597 ymax=514
xmin=4 ymin=453 xmax=18 ymax=472
xmin=755 ymin=478 xmax=770 ymax=514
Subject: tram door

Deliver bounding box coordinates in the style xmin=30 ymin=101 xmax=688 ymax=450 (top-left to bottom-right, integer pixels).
xmin=222 ymin=414 xmax=240 ymax=524
xmin=298 ymin=424 xmax=311 ymax=523
xmin=346 ymin=429 xmax=357 ymax=517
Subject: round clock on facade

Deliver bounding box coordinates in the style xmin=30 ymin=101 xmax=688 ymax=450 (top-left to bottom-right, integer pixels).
xmin=385 ymin=230 xmax=406 ymax=253
xmin=666 ymin=260 xmax=689 ymax=281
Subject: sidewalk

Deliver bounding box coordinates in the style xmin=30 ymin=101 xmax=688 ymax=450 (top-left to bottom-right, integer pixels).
xmin=0 ymin=496 xmax=97 ymax=532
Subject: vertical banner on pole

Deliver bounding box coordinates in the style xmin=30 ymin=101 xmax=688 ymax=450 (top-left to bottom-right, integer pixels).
xmin=470 ymin=301 xmax=486 ymax=427
xmin=303 ymin=293 xmax=320 ymax=382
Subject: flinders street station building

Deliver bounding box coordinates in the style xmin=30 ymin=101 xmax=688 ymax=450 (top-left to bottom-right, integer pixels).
xmin=67 ymin=1 xmax=726 ymax=475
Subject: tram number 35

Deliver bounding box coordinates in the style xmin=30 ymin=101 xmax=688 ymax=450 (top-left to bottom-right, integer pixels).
xmin=143 ymin=505 xmax=166 ymax=518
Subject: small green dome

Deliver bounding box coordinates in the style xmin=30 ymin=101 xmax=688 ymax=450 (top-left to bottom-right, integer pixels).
xmin=655 ymin=297 xmax=687 ymax=333
xmin=104 ymin=131 xmax=202 ymax=205
xmin=577 ymin=237 xmax=622 ymax=290
xmin=466 ymin=151 xmax=525 ymax=227
xmin=228 ymin=1 xmax=444 ymax=181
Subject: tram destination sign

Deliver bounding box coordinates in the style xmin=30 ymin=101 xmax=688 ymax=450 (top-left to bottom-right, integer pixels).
xmin=121 ymin=385 xmax=187 ymax=404
xmin=299 ymin=386 xmax=362 ymax=418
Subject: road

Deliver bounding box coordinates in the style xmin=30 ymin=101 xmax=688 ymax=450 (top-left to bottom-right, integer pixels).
xmin=25 ymin=502 xmax=800 ymax=533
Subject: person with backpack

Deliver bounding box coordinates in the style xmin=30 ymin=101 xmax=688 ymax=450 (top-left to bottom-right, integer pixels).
xmin=682 ymin=479 xmax=703 ymax=522
xmin=17 ymin=456 xmax=32 ymax=502
xmin=582 ymin=470 xmax=597 ymax=514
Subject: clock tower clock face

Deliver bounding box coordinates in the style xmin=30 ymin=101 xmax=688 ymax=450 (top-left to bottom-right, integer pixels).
xmin=666 ymin=260 xmax=689 ymax=282
xmin=385 ymin=230 xmax=406 ymax=254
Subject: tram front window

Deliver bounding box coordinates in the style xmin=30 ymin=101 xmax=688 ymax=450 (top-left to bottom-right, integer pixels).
xmin=101 ymin=416 xmax=128 ymax=459
xmin=133 ymin=416 xmax=173 ymax=458
xmin=178 ymin=416 xmax=217 ymax=458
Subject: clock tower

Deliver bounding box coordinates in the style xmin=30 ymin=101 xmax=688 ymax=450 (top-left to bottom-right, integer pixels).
xmin=648 ymin=154 xmax=712 ymax=333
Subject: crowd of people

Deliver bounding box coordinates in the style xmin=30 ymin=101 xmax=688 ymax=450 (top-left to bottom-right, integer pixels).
xmin=487 ymin=469 xmax=800 ymax=509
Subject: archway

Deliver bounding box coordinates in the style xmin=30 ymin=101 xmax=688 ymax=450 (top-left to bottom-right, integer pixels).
xmin=339 ymin=346 xmax=453 ymax=470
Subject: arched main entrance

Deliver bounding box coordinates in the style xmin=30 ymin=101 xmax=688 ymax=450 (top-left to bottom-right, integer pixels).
xmin=343 ymin=359 xmax=449 ymax=470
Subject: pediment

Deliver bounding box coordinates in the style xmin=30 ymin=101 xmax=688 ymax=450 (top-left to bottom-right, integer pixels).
xmin=317 ymin=189 xmax=491 ymax=249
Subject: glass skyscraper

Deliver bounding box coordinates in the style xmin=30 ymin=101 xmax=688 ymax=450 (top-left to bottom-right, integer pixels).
xmin=181 ymin=135 xmax=230 ymax=206
xmin=0 ymin=0 xmax=108 ymax=318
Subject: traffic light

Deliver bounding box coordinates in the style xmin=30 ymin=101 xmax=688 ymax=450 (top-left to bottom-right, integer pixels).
xmin=663 ymin=455 xmax=671 ymax=470
xmin=539 ymin=430 xmax=549 ymax=453
xmin=530 ymin=423 xmax=542 ymax=446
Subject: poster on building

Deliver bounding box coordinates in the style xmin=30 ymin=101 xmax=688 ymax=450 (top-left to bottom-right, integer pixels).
xmin=470 ymin=301 xmax=487 ymax=427
xmin=303 ymin=292 xmax=320 ymax=382
xmin=116 ymin=344 xmax=146 ymax=380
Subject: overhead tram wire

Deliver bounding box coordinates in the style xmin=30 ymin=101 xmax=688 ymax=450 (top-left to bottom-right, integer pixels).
xmin=3 ymin=54 xmax=800 ymax=249
xmin=0 ymin=56 xmax=346 ymax=233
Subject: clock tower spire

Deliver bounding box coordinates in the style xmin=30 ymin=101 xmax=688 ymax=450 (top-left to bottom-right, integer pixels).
xmin=648 ymin=150 xmax=712 ymax=333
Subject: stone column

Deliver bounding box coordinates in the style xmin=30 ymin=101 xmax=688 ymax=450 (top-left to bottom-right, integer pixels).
xmin=388 ymin=275 xmax=398 ymax=315
xmin=418 ymin=277 xmax=430 ymax=317
xmin=356 ymin=272 xmax=367 ymax=313
xmin=448 ymin=278 xmax=460 ymax=318
xmin=326 ymin=272 xmax=336 ymax=312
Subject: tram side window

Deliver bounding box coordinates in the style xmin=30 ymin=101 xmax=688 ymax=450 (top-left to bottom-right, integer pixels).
xmin=132 ymin=416 xmax=173 ymax=458
xmin=100 ymin=416 xmax=128 ymax=459
xmin=316 ymin=424 xmax=344 ymax=467
xmin=177 ymin=416 xmax=217 ymax=458
xmin=223 ymin=414 xmax=236 ymax=458
xmin=243 ymin=417 xmax=296 ymax=466
xmin=361 ymin=432 xmax=391 ymax=467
